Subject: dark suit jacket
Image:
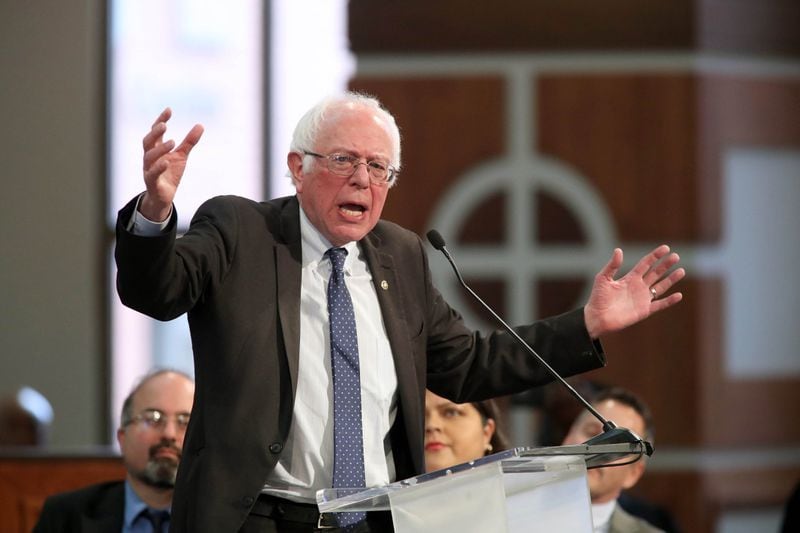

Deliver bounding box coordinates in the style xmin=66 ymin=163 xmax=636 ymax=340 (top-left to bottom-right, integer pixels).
xmin=618 ymin=491 xmax=680 ymax=532
xmin=610 ymin=505 xmax=665 ymax=533
xmin=115 ymin=195 xmax=606 ymax=532
xmin=33 ymin=481 xmax=125 ymax=533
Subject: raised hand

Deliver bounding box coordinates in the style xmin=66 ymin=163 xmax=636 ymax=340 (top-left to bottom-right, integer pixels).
xmin=583 ymin=245 xmax=685 ymax=339
xmin=139 ymin=107 xmax=204 ymax=221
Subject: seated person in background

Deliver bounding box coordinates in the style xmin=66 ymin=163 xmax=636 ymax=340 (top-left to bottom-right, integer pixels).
xmin=562 ymin=386 xmax=664 ymax=533
xmin=423 ymin=389 xmax=509 ymax=473
xmin=616 ymin=492 xmax=679 ymax=533
xmin=34 ymin=369 xmax=194 ymax=533
xmin=0 ymin=386 xmax=54 ymax=446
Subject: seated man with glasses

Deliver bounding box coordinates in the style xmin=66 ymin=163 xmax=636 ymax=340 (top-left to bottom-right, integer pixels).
xmin=34 ymin=369 xmax=194 ymax=533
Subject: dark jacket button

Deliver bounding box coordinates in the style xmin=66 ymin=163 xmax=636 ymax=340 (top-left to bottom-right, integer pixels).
xmin=269 ymin=442 xmax=283 ymax=454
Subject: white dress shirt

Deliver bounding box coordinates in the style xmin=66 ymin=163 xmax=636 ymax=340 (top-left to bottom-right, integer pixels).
xmin=591 ymin=500 xmax=616 ymax=533
xmin=262 ymin=207 xmax=398 ymax=501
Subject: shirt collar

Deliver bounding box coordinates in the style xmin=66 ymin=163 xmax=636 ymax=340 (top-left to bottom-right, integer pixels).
xmin=591 ymin=499 xmax=617 ymax=530
xmin=123 ymin=481 xmax=149 ymax=529
xmin=123 ymin=481 xmax=170 ymax=529
xmin=298 ymin=203 xmax=358 ymax=272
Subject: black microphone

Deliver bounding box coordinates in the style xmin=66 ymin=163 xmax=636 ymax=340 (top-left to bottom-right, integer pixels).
xmin=426 ymin=229 xmax=652 ymax=458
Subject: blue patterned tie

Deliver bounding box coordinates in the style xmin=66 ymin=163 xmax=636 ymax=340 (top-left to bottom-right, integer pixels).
xmin=326 ymin=248 xmax=367 ymax=527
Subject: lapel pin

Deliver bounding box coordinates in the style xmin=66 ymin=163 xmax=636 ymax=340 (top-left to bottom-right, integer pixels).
xmin=381 ymin=280 xmax=389 ymax=290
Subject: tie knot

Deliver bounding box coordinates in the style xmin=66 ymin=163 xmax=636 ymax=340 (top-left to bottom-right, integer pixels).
xmin=142 ymin=508 xmax=170 ymax=532
xmin=326 ymin=247 xmax=348 ymax=274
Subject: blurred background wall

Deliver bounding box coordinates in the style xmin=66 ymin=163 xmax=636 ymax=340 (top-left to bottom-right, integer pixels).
xmin=346 ymin=1 xmax=800 ymax=531
xmin=1 ymin=1 xmax=107 ymax=446
xmin=1 ymin=1 xmax=799 ymax=531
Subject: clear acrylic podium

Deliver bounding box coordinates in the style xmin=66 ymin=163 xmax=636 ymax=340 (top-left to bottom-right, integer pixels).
xmin=317 ymin=443 xmax=649 ymax=532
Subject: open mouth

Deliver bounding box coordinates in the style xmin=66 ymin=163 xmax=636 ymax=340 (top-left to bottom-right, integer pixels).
xmin=339 ymin=203 xmax=366 ymax=218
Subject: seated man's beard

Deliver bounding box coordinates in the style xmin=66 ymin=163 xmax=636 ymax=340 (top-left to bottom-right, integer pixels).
xmin=140 ymin=456 xmax=179 ymax=488
xmin=137 ymin=442 xmax=181 ymax=489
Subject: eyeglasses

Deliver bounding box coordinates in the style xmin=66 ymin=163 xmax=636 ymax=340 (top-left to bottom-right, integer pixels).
xmin=303 ymin=151 xmax=397 ymax=186
xmin=124 ymin=409 xmax=190 ymax=431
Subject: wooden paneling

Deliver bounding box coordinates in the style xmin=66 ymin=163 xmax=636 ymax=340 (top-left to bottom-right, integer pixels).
xmin=698 ymin=281 xmax=800 ymax=446
xmin=699 ymin=0 xmax=800 ymax=57
xmin=347 ymin=6 xmax=800 ymax=531
xmin=349 ymin=0 xmax=694 ymax=53
xmin=705 ymin=466 xmax=800 ymax=508
xmin=634 ymin=466 xmax=800 ymax=531
xmin=693 ymin=76 xmax=800 ymax=447
xmin=0 ymin=454 xmax=124 ymax=532
xmin=350 ymin=76 xmax=506 ymax=235
xmin=633 ymin=470 xmax=715 ymax=533
xmin=538 ymin=73 xmax=702 ymax=242
xmin=350 ymin=0 xmax=800 ymax=57
xmin=596 ymin=280 xmax=703 ymax=447
xmin=698 ymin=75 xmax=800 ymax=241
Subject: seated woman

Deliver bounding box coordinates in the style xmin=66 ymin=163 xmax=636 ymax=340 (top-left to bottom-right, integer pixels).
xmin=424 ymin=390 xmax=510 ymax=472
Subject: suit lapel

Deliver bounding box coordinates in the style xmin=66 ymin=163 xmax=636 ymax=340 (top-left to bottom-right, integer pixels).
xmin=81 ymin=482 xmax=125 ymax=533
xmin=276 ymin=198 xmax=303 ymax=396
xmin=81 ymin=513 xmax=120 ymax=533
xmin=275 ymin=201 xmax=424 ymax=471
xmin=360 ymin=233 xmax=422 ymax=452
xmin=360 ymin=233 xmax=415 ymax=375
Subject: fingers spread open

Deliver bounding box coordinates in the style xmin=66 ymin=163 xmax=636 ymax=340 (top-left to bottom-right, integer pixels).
xmin=142 ymin=121 xmax=167 ymax=151
xmin=175 ymin=124 xmax=204 ymax=157
xmin=630 ymin=244 xmax=671 ymax=278
xmin=645 ymin=251 xmax=681 ymax=285
xmin=649 ymin=291 xmax=683 ymax=313
xmin=151 ymin=107 xmax=172 ymax=128
xmin=597 ymin=248 xmax=623 ymax=280
xmin=143 ymin=139 xmax=175 ymax=172
xmin=649 ymin=267 xmax=686 ymax=300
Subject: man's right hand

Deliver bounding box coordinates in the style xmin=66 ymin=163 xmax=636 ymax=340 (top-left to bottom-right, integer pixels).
xmin=140 ymin=107 xmax=204 ymax=222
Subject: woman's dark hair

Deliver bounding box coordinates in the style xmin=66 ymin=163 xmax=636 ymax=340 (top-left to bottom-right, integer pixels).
xmin=471 ymin=399 xmax=510 ymax=454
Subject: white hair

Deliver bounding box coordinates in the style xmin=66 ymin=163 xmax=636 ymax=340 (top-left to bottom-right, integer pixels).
xmin=288 ymin=91 xmax=402 ymax=186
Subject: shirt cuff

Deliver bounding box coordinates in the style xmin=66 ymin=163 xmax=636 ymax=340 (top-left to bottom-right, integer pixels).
xmin=127 ymin=193 xmax=172 ymax=236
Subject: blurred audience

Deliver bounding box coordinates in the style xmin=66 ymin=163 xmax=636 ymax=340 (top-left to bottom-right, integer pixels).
xmin=0 ymin=386 xmax=53 ymax=446
xmin=563 ymin=386 xmax=667 ymax=533
xmin=516 ymin=378 xmax=604 ymax=447
xmin=33 ymin=369 xmax=194 ymax=533
xmin=423 ymin=390 xmax=509 ymax=472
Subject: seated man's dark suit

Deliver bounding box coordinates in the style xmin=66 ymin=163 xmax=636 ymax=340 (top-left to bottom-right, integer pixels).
xmin=115 ymin=194 xmax=606 ymax=532
xmin=610 ymin=505 xmax=665 ymax=533
xmin=33 ymin=480 xmax=124 ymax=533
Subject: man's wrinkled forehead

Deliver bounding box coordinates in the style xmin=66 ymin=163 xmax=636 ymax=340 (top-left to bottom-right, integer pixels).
xmin=327 ymin=103 xmax=388 ymax=129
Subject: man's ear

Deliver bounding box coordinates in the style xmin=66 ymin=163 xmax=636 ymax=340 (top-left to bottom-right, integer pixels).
xmin=621 ymin=460 xmax=647 ymax=490
xmin=287 ymin=152 xmax=304 ymax=191
xmin=116 ymin=427 xmax=126 ymax=452
xmin=483 ymin=418 xmax=496 ymax=450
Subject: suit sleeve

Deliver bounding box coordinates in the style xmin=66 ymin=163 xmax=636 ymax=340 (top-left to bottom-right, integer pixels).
xmin=32 ymin=496 xmax=59 ymax=533
xmin=417 ymin=234 xmax=606 ymax=402
xmin=115 ymin=195 xmax=239 ymax=321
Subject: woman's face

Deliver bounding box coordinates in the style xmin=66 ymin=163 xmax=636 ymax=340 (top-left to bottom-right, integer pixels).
xmin=424 ymin=390 xmax=495 ymax=472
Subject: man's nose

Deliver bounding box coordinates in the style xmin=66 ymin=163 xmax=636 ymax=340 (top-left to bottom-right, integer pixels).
xmin=348 ymin=161 xmax=371 ymax=187
xmin=159 ymin=418 xmax=182 ymax=438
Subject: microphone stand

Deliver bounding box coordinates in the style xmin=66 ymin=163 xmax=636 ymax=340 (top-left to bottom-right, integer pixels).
xmin=426 ymin=230 xmax=652 ymax=459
